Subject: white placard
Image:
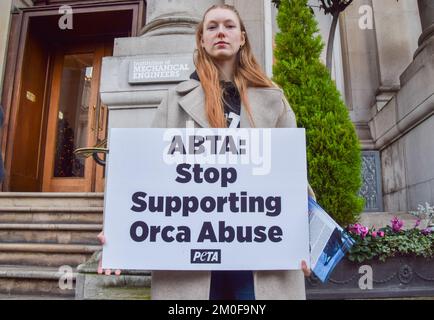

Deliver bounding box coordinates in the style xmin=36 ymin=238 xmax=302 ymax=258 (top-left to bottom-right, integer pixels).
xmin=102 ymin=128 xmax=309 ymax=270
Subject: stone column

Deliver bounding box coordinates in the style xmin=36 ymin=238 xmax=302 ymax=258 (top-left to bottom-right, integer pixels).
xmin=114 ymin=0 xmax=223 ymax=56
xmin=418 ymin=0 xmax=434 ymax=32
xmin=371 ymin=0 xmax=421 ymax=112
xmin=141 ymin=0 xmax=220 ymax=36
xmin=415 ymin=0 xmax=434 ymax=55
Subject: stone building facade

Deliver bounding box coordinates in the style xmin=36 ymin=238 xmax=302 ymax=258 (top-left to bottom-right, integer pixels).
xmin=0 ymin=0 xmax=433 ymax=213
xmin=0 ymin=0 xmax=432 ymax=300
xmin=340 ymin=0 xmax=433 ymax=215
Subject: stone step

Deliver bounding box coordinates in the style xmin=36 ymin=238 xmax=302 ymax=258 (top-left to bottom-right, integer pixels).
xmin=76 ymin=252 xmax=152 ymax=300
xmin=0 ymin=223 xmax=102 ymax=245
xmin=0 ymin=265 xmax=76 ymax=297
xmin=0 ymin=192 xmax=104 ymax=208
xmin=0 ymin=243 xmax=101 ymax=267
xmin=0 ymin=294 xmax=74 ymax=300
xmin=0 ymin=207 xmax=103 ymax=224
xmin=0 ymin=193 xmax=105 ymax=298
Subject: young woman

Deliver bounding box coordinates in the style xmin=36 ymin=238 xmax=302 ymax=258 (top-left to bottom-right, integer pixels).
xmin=149 ymin=4 xmax=315 ymax=300
xmin=98 ymin=4 xmax=314 ymax=300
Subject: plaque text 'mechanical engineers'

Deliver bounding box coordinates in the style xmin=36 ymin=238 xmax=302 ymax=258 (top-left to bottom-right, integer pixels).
xmin=128 ymin=56 xmax=192 ymax=84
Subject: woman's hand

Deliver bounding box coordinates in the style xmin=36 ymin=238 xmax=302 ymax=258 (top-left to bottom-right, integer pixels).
xmin=301 ymin=260 xmax=311 ymax=277
xmin=97 ymin=231 xmax=121 ymax=276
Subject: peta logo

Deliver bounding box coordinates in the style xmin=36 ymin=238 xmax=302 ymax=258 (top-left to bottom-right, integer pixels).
xmin=191 ymin=249 xmax=221 ymax=264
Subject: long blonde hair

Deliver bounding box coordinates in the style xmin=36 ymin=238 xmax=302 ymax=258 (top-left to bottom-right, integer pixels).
xmin=195 ymin=4 xmax=274 ymax=128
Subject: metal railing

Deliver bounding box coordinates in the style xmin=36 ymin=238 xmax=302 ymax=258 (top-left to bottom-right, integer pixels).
xmin=74 ymin=139 xmax=108 ymax=167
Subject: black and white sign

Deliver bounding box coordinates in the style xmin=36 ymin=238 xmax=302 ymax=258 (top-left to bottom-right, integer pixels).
xmin=102 ymin=128 xmax=309 ymax=270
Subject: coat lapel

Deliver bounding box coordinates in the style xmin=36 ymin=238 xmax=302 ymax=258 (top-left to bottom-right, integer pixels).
xmin=177 ymin=80 xmax=210 ymax=128
xmin=239 ymin=96 xmax=251 ymax=128
xmin=240 ymin=88 xmax=267 ymax=128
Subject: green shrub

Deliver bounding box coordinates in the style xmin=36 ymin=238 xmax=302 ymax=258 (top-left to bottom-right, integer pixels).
xmin=272 ymin=0 xmax=364 ymax=225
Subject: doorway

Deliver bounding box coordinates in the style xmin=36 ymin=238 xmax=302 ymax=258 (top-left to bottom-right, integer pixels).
xmin=42 ymin=42 xmax=110 ymax=192
xmin=4 ymin=1 xmax=143 ymax=192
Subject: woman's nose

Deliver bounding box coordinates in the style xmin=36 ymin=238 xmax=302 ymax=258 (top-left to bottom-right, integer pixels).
xmin=217 ymin=26 xmax=226 ymax=38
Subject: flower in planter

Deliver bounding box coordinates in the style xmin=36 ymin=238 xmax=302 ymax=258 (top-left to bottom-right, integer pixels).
xmin=391 ymin=217 xmax=404 ymax=232
xmin=422 ymin=228 xmax=432 ymax=236
xmin=346 ymin=217 xmax=434 ymax=263
xmin=348 ymin=223 xmax=369 ymax=238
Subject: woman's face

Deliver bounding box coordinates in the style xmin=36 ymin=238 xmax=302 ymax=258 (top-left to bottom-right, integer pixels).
xmin=201 ymin=8 xmax=246 ymax=62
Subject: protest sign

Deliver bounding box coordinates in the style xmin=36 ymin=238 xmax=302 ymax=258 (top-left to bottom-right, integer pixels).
xmin=102 ymin=128 xmax=309 ymax=270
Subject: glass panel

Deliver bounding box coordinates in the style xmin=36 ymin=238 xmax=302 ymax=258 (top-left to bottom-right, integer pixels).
xmin=53 ymin=53 xmax=93 ymax=177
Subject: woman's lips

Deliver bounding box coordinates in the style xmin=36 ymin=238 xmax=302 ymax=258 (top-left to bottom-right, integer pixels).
xmin=215 ymin=42 xmax=229 ymax=46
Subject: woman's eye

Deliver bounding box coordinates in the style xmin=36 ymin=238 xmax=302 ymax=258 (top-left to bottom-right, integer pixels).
xmin=206 ymin=24 xmax=235 ymax=30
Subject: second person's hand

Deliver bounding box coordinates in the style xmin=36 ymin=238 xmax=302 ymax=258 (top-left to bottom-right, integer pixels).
xmin=97 ymin=231 xmax=122 ymax=276
xmin=301 ymin=260 xmax=311 ymax=277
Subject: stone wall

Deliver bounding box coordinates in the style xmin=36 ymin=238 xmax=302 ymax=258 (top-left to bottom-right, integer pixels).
xmin=381 ymin=115 xmax=434 ymax=212
xmin=369 ymin=0 xmax=434 ymax=212
xmin=339 ymin=0 xmax=380 ymax=149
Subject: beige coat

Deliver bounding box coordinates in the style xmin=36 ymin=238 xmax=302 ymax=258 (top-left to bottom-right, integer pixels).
xmin=150 ymin=78 xmax=314 ymax=300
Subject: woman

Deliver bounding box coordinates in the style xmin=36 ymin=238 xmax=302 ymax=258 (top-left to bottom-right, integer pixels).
xmin=99 ymin=4 xmax=314 ymax=300
xmin=150 ymin=4 xmax=314 ymax=300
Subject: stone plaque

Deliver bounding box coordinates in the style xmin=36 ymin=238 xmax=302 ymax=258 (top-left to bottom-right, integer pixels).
xmin=128 ymin=55 xmax=193 ymax=84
